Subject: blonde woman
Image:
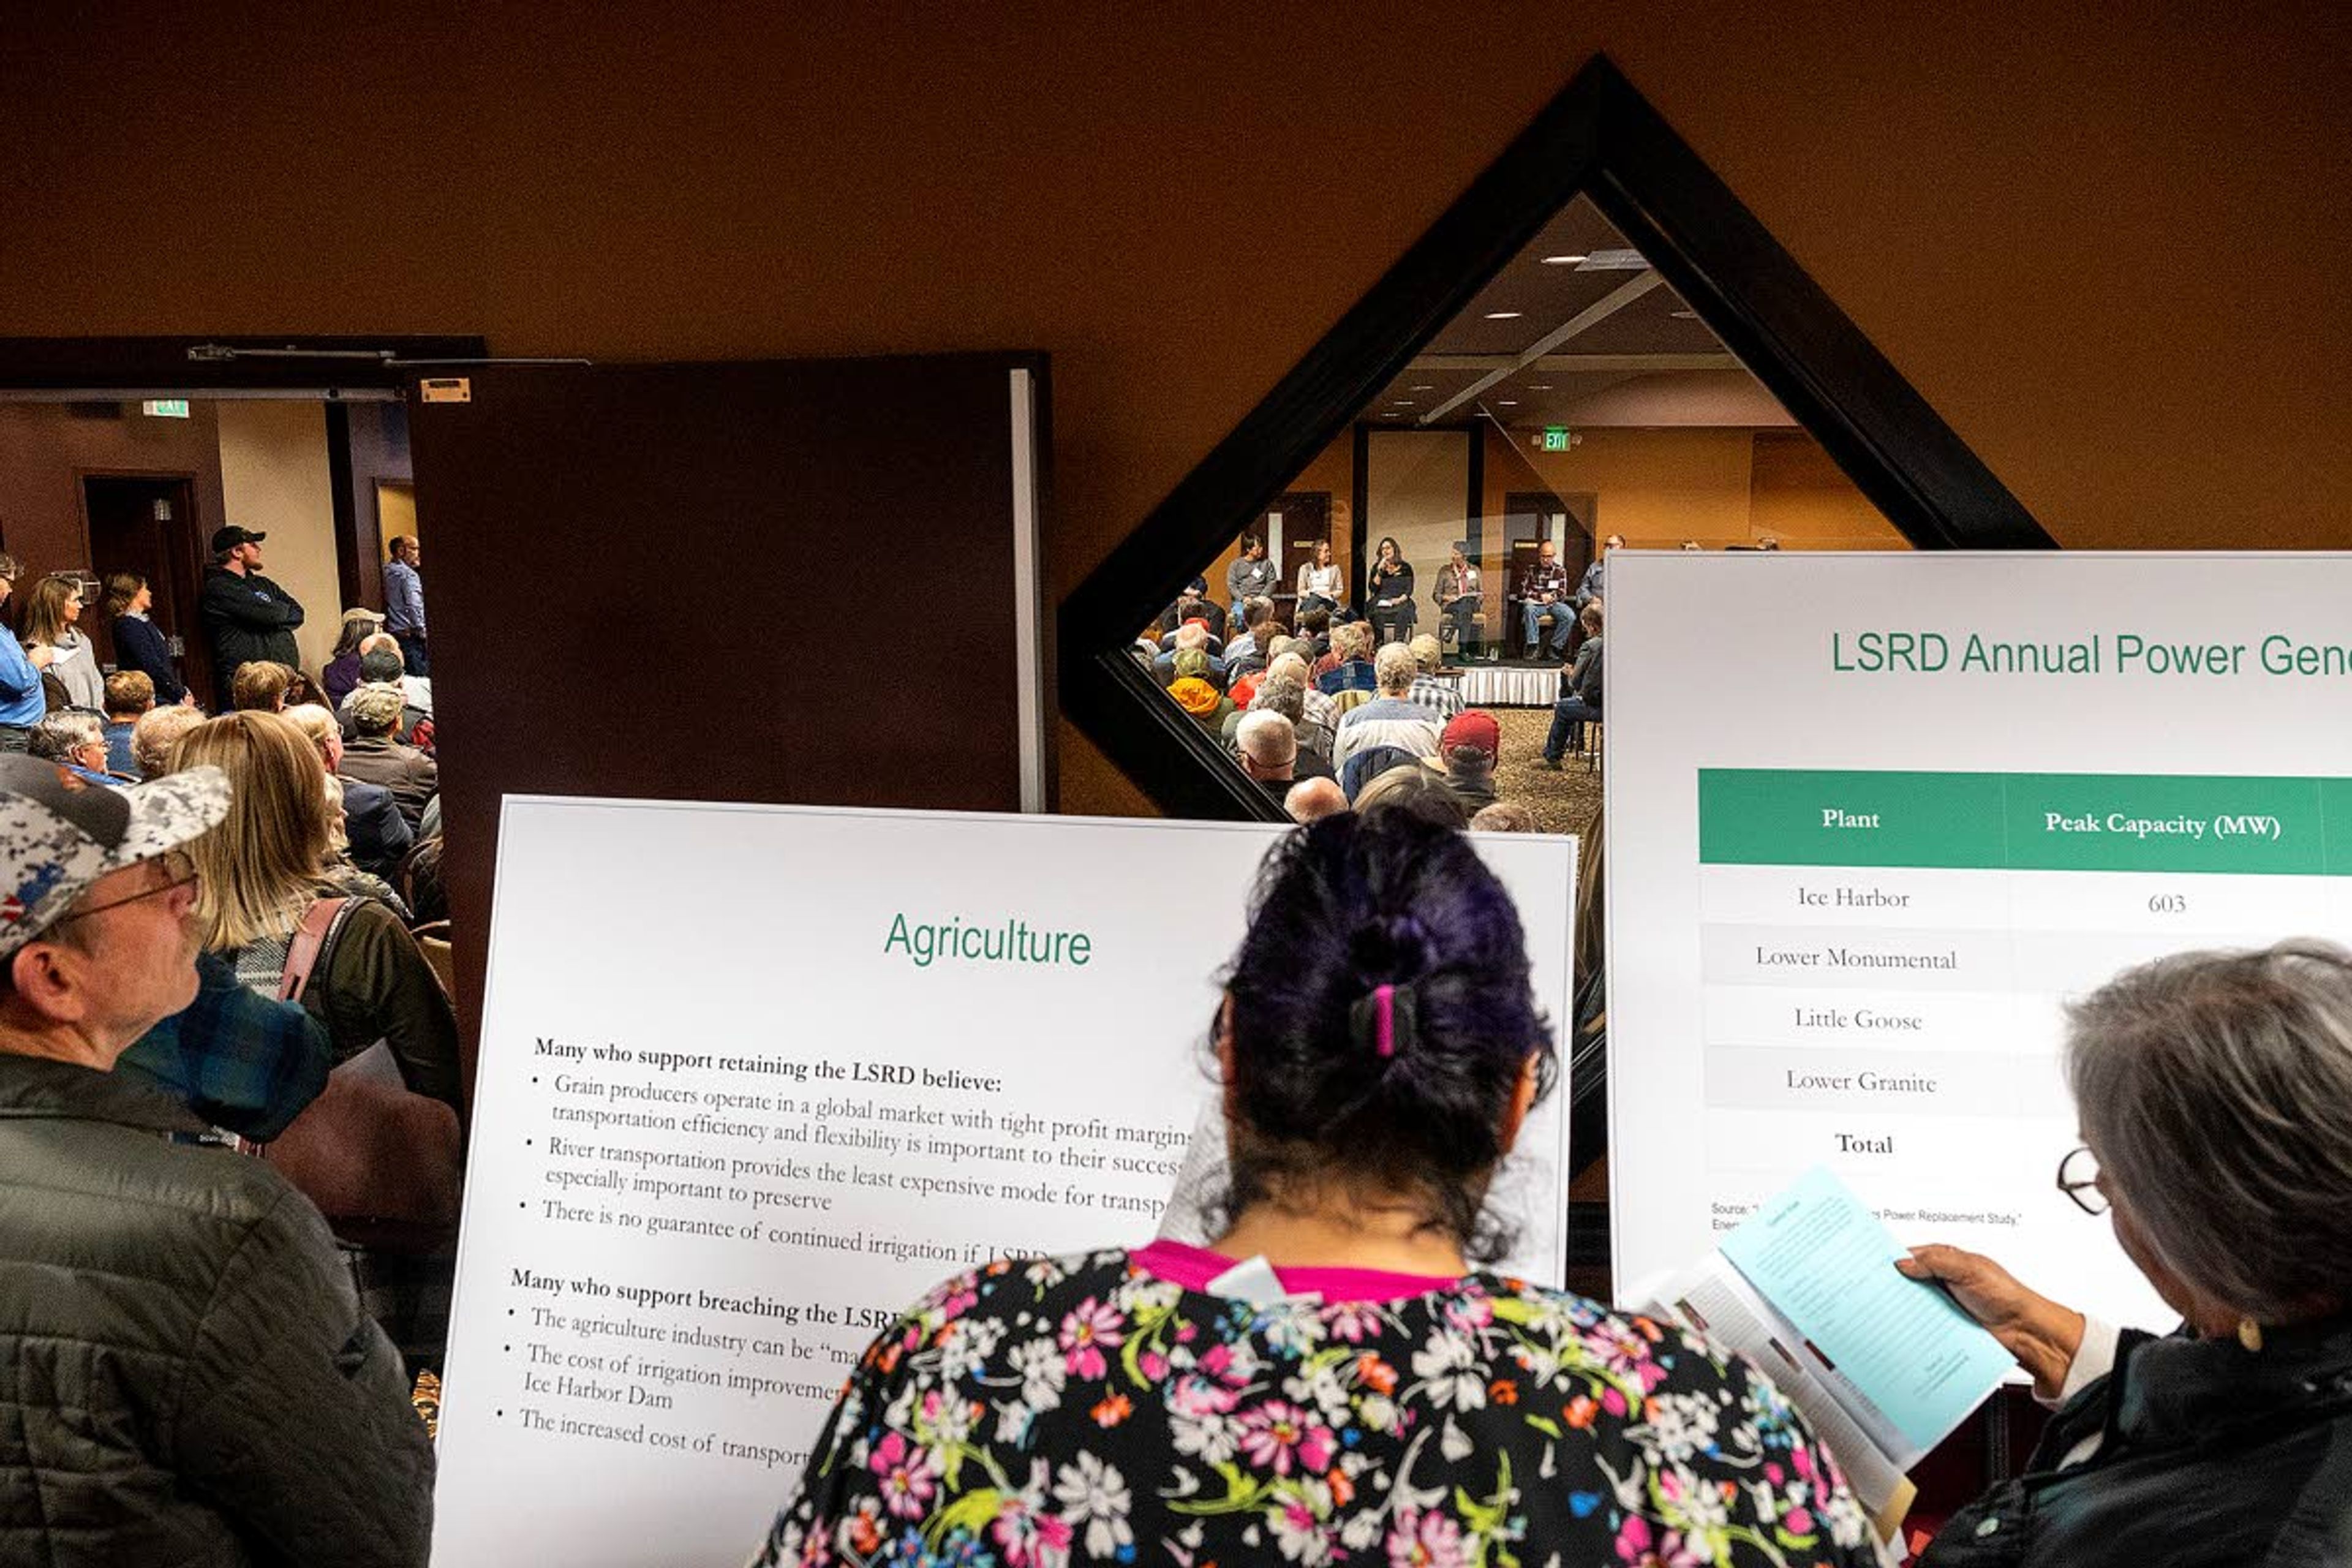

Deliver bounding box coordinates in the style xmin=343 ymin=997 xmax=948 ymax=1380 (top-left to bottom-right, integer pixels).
xmin=171 ymin=712 xmax=458 ymax=1112
xmin=284 ymin=704 xmax=415 ymax=904
xmin=20 ymin=575 xmax=104 ymax=710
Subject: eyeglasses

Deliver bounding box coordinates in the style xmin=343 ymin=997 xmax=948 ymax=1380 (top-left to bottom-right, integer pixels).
xmin=2057 ymin=1144 xmax=2108 ymax=1216
xmin=53 ymin=850 xmax=200 ymax=926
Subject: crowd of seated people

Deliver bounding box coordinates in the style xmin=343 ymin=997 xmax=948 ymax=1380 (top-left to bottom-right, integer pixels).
xmin=1143 ymin=590 xmax=1536 ymax=829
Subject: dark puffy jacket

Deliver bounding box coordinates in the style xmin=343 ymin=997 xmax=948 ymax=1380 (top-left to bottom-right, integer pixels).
xmin=198 ymin=566 xmax=304 ymax=680
xmin=0 ymin=1055 xmax=434 ymax=1567
xmin=1923 ymin=1321 xmax=2352 ymax=1567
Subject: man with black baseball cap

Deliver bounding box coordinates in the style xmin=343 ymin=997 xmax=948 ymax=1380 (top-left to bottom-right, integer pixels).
xmin=0 ymin=755 xmax=434 ymax=1564
xmin=198 ymin=522 xmax=306 ymax=699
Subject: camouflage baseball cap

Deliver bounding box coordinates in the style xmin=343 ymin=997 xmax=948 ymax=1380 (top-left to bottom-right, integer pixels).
xmin=0 ymin=756 xmax=229 ymax=957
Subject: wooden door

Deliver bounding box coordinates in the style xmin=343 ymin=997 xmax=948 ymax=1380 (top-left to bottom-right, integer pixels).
xmin=405 ymin=355 xmax=1050 ymax=1099
xmin=82 ymin=473 xmax=207 ymax=695
xmin=1264 ymin=491 xmax=1330 ymax=626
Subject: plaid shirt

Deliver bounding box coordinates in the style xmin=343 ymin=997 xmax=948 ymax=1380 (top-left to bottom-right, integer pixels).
xmin=1409 ymin=673 xmax=1466 ymax=721
xmin=1520 ymin=559 xmax=1569 ymax=603
xmin=115 ymin=950 xmax=333 ymax=1141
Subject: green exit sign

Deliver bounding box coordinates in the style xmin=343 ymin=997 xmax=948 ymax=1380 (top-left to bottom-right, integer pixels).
xmin=140 ymin=399 xmax=191 ymax=419
xmin=1541 ymin=426 xmax=1571 ymax=451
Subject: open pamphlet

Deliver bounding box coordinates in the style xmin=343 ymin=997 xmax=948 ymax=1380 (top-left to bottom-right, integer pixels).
xmin=1630 ymin=1167 xmax=2016 ymax=1540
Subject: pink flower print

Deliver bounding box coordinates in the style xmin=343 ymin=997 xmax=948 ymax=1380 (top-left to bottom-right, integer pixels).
xmin=1058 ymin=1297 xmax=1124 ymax=1381
xmin=1169 ymin=1373 xmax=1241 ymax=1418
xmin=991 ymin=1494 xmax=1074 ymax=1568
xmin=1322 ymin=1301 xmax=1385 ymax=1343
xmin=1238 ymin=1400 xmax=1337 ymax=1477
xmin=1790 ymin=1445 xmax=1815 ymax=1482
xmin=937 ymin=1285 xmax=979 ymax=1320
xmin=1387 ymin=1507 xmax=1471 ymax=1568
xmin=1200 ymin=1343 xmax=1248 ymax=1387
xmin=1764 ymin=1462 xmax=1785 ymax=1485
xmin=1784 ymin=1507 xmax=1815 ymax=1536
xmin=867 ymin=1431 xmax=938 ymax=1520
xmin=1615 ymin=1516 xmax=1703 ymax=1567
xmin=1600 ymin=1385 xmax=1627 ymax=1416
xmin=1140 ymin=1350 xmax=1169 ymax=1381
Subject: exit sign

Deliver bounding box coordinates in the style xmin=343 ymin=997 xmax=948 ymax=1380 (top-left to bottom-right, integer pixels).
xmin=1541 ymin=426 xmax=1571 ymax=451
xmin=140 ymin=399 xmax=191 ymax=419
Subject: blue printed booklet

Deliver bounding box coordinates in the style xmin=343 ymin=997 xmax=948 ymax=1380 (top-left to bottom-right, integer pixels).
xmin=1632 ymin=1167 xmax=2013 ymax=1536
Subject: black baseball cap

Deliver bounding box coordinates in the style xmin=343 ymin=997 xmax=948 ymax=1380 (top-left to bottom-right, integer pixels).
xmin=211 ymin=525 xmax=267 ymax=553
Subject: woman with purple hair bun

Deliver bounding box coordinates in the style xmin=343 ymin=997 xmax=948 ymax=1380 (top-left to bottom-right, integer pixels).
xmin=757 ymin=813 xmax=1877 ymax=1567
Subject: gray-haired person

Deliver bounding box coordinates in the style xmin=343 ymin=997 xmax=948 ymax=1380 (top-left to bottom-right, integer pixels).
xmin=1903 ymin=941 xmax=2352 ymax=1566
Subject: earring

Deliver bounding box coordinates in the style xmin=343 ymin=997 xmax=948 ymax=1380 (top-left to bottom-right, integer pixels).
xmin=2237 ymin=1317 xmax=2265 ymax=1353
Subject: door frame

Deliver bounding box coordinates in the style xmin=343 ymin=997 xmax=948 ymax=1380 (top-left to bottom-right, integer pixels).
xmin=75 ymin=469 xmax=210 ymax=695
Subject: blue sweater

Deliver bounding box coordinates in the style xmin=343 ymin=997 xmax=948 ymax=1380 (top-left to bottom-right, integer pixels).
xmin=0 ymin=627 xmax=42 ymax=728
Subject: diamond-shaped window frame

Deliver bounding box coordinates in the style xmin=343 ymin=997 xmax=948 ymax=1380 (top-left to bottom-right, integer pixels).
xmin=1059 ymin=56 xmax=2053 ymax=821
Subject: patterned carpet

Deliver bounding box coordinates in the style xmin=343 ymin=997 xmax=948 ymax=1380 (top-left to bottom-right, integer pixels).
xmin=1488 ymin=707 xmax=1602 ymax=837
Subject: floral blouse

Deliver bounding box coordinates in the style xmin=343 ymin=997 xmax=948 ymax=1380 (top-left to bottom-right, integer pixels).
xmin=758 ymin=1248 xmax=1878 ymax=1568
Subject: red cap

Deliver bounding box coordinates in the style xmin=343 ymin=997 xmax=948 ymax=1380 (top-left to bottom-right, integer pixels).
xmin=1441 ymin=709 xmax=1501 ymax=756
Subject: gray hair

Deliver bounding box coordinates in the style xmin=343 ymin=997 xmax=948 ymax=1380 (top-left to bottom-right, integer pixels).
xmin=1373 ymin=642 xmax=1417 ymax=695
xmin=1235 ymin=710 xmax=1296 ymax=768
xmin=29 ymin=710 xmax=102 ymax=763
xmin=1266 ymin=652 xmax=1310 ymax=688
xmin=2068 ymin=941 xmax=2352 ymax=1321
xmin=1173 ymin=622 xmax=1209 ymax=654
xmin=132 ymin=706 xmax=206 ymax=778
xmin=1251 ymin=675 xmax=1305 ymax=726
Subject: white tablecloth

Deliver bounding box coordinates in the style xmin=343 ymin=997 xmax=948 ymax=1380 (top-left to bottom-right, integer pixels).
xmin=1457 ymin=664 xmax=1560 ymax=707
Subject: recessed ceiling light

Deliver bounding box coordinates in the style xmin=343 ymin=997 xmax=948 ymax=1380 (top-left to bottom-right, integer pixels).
xmin=1497 ymin=400 xmax=1518 ymax=407
xmin=1528 ymin=383 xmax=1553 ymax=390
xmin=1382 ymin=412 xmax=1404 ymax=418
xmin=1540 ymin=254 xmax=1589 ymax=265
xmin=1670 ymin=309 xmax=1699 ymax=320
xmin=1390 ymin=399 xmax=1415 ymax=406
xmin=1409 ymin=384 xmax=1434 ymax=391
xmin=1483 ymin=311 xmax=1522 ymax=320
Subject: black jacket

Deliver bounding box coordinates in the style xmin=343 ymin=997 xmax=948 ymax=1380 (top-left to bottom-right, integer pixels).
xmin=342 ymin=777 xmax=415 ymax=881
xmin=109 ymin=612 xmax=187 ymax=704
xmin=0 ymin=1055 xmax=434 ymax=1566
xmin=198 ymin=566 xmax=304 ymax=679
xmin=1923 ymin=1319 xmax=2352 ymax=1567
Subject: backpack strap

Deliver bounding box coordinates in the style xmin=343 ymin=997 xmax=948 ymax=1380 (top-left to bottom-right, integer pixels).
xmin=277 ymin=897 xmax=350 ymax=1003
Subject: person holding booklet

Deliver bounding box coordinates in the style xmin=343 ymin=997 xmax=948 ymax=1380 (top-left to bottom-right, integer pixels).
xmin=758 ymin=813 xmax=1877 ymax=1567
xmin=1900 ymin=943 xmax=2352 ymax=1566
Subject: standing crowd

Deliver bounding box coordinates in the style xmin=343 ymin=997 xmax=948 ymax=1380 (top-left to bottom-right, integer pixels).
xmin=0 ymin=522 xmax=448 ymax=1566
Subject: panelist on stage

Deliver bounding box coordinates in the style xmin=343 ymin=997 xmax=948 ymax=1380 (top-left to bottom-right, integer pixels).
xmin=1517 ymin=539 xmax=1572 ymax=658
xmin=1295 ymin=538 xmax=1343 ymax=617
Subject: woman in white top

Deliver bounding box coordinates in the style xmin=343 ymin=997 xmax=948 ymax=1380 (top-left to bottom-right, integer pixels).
xmin=1295 ymin=538 xmax=1343 ymax=615
xmin=20 ymin=575 xmax=105 ymax=711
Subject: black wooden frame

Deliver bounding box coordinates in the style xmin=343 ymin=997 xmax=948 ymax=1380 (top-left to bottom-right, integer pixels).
xmin=1058 ymin=55 xmax=2052 ymax=821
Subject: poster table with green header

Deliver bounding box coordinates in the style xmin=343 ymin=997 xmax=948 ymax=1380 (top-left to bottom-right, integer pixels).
xmin=1607 ymin=552 xmax=2352 ymax=1333
xmin=431 ymin=801 xmax=1578 ymax=1568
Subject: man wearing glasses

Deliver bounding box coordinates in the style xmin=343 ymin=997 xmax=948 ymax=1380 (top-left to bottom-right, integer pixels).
xmin=0 ymin=756 xmax=433 ymax=1565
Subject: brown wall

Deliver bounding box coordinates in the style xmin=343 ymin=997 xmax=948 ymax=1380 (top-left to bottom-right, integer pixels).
xmin=2 ymin=3 xmax=2343 ymax=818
xmin=0 ymin=404 xmax=228 ymax=579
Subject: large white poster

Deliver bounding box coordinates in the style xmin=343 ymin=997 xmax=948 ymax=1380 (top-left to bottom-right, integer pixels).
xmin=432 ymin=802 xmax=1577 ymax=1567
xmin=1607 ymin=551 xmax=2352 ymax=1332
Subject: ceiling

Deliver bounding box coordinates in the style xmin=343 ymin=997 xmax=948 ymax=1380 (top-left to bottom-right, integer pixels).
xmin=1369 ymin=194 xmax=1795 ymax=435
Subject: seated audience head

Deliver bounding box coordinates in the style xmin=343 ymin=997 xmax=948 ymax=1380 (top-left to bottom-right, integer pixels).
xmin=2065 ymin=942 xmax=2352 ymax=1332
xmin=1234 ymin=711 xmax=1297 ymax=780
xmin=1283 ymin=777 xmax=1346 ymax=824
xmin=229 ymin=660 xmax=294 ymax=713
xmin=1266 ymin=651 xmax=1311 ymax=690
xmin=357 ymin=645 xmax=405 ymax=687
xmin=1347 ymin=622 xmax=1381 ymax=663
xmin=31 ymin=712 xmax=110 ymax=778
xmin=131 ymin=706 xmax=207 ymax=780
xmin=170 ymin=712 xmax=336 ymax=949
xmin=1218 ymin=810 xmax=1554 ymax=1253
xmin=1242 ymin=597 xmax=1275 ymax=633
xmin=1374 ymin=642 xmax=1417 ymax=696
xmin=1300 ymin=606 xmax=1331 ymax=640
xmin=1580 ymin=600 xmax=1604 ymax=636
xmin=1470 ymin=801 xmax=1538 ymax=833
xmin=348 ymin=684 xmax=406 ymax=742
xmin=0 ymin=755 xmax=227 ymax=1054
xmin=1408 ymin=633 xmax=1442 ymax=673
xmin=104 ymin=671 xmax=155 ymax=722
xmin=1440 ymin=710 xmax=1501 ymax=782
xmin=333 ymin=606 xmax=384 ymax=658
xmin=1251 ymin=675 xmax=1306 ymax=727
xmin=1170 ymin=648 xmax=1217 ymax=688
xmin=1351 ymin=763 xmax=1471 ymax=829
xmin=1172 ymin=622 xmax=1210 ymax=657
xmin=1342 ymin=744 xmax=1420 ymax=803
xmin=282 ymin=703 xmax=344 ymax=773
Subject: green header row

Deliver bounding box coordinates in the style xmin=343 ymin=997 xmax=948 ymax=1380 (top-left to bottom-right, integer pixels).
xmin=1699 ymin=769 xmax=2352 ymax=875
